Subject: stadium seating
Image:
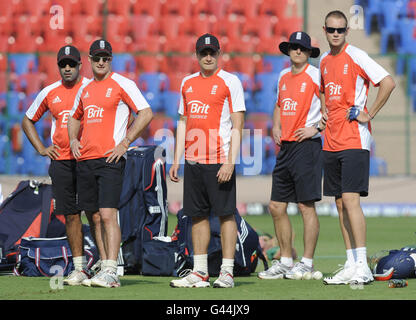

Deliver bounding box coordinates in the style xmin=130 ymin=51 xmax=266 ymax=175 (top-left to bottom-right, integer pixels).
xmin=0 ymin=0 xmax=305 ymax=175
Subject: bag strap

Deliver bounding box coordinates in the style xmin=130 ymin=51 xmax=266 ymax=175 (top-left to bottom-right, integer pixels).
xmin=257 ymin=245 xmax=269 ymax=271
xmin=39 ymin=185 xmax=52 ymax=238
xmin=34 ymin=246 xmax=70 ymax=277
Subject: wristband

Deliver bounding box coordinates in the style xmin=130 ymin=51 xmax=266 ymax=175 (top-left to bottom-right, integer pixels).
xmin=314 ymin=123 xmax=323 ymax=132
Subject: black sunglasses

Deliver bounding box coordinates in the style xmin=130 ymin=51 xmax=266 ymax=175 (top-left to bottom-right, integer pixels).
xmin=91 ymin=56 xmax=112 ymax=63
xmin=288 ymin=44 xmax=310 ymax=52
xmin=58 ymin=60 xmax=78 ymax=68
xmin=325 ymin=27 xmax=347 ymax=34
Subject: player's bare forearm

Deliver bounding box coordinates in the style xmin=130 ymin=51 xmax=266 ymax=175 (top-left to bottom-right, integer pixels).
xmin=125 ymin=107 xmax=153 ymax=144
xmin=68 ymin=116 xmax=82 ymax=159
xmin=173 ymin=115 xmax=187 ymax=164
xmin=22 ymin=115 xmax=46 ymax=154
xmin=272 ymin=104 xmax=282 ymax=145
xmin=227 ymin=111 xmax=244 ymax=165
xmin=367 ymin=75 xmax=396 ymax=120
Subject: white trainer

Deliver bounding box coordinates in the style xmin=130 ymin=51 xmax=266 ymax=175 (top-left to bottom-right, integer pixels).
xmin=213 ymin=271 xmax=234 ymax=288
xmin=285 ymin=262 xmax=314 ymax=279
xmin=349 ymin=262 xmax=374 ymax=285
xmin=89 ymin=269 xmax=121 ymax=288
xmin=170 ymin=270 xmax=210 ymax=288
xmin=257 ymin=260 xmax=292 ymax=279
xmin=63 ymin=269 xmax=90 ymax=286
xmin=323 ymin=261 xmax=356 ymax=285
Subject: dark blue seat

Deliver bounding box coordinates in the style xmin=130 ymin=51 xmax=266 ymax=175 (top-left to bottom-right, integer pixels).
xmin=379 ymin=0 xmax=403 ymax=54
xmin=112 ymin=53 xmax=136 ymax=73
xmin=138 ymin=72 xmax=169 ymax=112
xmin=161 ymin=90 xmax=181 ymax=119
xmin=396 ymin=19 xmax=416 ymax=75
xmin=364 ymin=0 xmax=382 ymax=35
xmin=8 ymin=54 xmax=37 ymax=75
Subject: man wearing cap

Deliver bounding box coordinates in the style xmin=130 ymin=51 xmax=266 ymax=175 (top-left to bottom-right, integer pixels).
xmin=320 ymin=11 xmax=395 ymax=285
xmin=68 ymin=39 xmax=153 ymax=288
xmin=22 ymin=45 xmax=101 ymax=285
xmin=169 ymin=33 xmax=246 ymax=288
xmin=257 ymin=31 xmax=326 ymax=280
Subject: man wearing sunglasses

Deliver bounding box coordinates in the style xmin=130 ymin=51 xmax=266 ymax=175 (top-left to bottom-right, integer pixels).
xmin=22 ymin=45 xmax=101 ymax=285
xmin=258 ymin=31 xmax=325 ymax=281
xmin=320 ymin=10 xmax=396 ymax=285
xmin=68 ymin=39 xmax=153 ymax=288
xmin=169 ymin=34 xmax=245 ymax=288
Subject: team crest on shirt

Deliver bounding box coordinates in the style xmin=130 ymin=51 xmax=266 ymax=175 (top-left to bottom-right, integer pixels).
xmin=300 ymin=82 xmax=307 ymax=93
xmin=210 ymin=85 xmax=218 ymax=95
xmin=343 ymin=64 xmax=349 ymax=75
xmin=105 ymin=88 xmax=112 ymax=98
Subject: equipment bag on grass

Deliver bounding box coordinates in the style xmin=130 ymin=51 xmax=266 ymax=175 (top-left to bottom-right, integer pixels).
xmin=0 ymin=180 xmax=66 ymax=269
xmin=118 ymin=145 xmax=168 ymax=274
xmin=173 ymin=209 xmax=268 ymax=277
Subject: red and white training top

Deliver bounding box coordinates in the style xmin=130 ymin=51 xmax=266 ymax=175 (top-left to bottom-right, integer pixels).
xmin=179 ymin=68 xmax=246 ymax=164
xmin=26 ymin=77 xmax=89 ymax=161
xmin=320 ymin=43 xmax=389 ymax=152
xmin=277 ymin=64 xmax=322 ymax=142
xmin=70 ymin=72 xmax=150 ymax=161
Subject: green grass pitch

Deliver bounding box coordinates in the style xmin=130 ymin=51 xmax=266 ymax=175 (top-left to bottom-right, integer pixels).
xmin=1 ymin=214 xmax=415 ymax=300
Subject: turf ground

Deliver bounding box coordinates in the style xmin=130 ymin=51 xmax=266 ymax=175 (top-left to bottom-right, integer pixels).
xmin=1 ymin=214 xmax=415 ymax=301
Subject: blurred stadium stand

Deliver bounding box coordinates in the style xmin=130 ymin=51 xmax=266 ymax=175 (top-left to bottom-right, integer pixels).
xmin=1 ymin=0 xmax=405 ymax=176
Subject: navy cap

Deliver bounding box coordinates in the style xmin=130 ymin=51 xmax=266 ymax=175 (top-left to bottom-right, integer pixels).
xmin=279 ymin=31 xmax=320 ymax=58
xmin=89 ymin=39 xmax=112 ymax=56
xmin=57 ymin=45 xmax=81 ymax=63
xmin=196 ymin=33 xmax=220 ymax=54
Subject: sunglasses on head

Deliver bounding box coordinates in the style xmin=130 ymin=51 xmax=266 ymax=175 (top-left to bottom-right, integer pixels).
xmin=325 ymin=27 xmax=347 ymax=34
xmin=289 ymin=44 xmax=309 ymax=52
xmin=91 ymin=56 xmax=112 ymax=63
xmin=58 ymin=60 xmax=78 ymax=68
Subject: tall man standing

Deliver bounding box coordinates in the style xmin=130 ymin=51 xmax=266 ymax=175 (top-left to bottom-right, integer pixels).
xmin=320 ymin=11 xmax=395 ymax=285
xmin=169 ymin=34 xmax=245 ymax=288
xmin=257 ymin=31 xmax=325 ymax=280
xmin=68 ymin=39 xmax=153 ymax=288
xmin=22 ymin=45 xmax=103 ymax=285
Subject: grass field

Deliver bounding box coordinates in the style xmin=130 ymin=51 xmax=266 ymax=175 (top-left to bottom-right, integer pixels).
xmin=1 ymin=214 xmax=415 ymax=301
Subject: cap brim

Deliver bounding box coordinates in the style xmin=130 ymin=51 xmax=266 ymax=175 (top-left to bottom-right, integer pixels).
xmin=196 ymin=45 xmax=219 ymax=53
xmin=90 ymin=49 xmax=112 ymax=56
xmin=279 ymin=42 xmax=290 ymax=56
xmin=57 ymin=55 xmax=80 ymax=63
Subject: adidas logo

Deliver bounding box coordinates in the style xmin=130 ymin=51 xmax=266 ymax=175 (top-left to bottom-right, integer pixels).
xmin=324 ymin=67 xmax=328 ymax=75
xmin=186 ymin=86 xmax=193 ymax=93
xmin=52 ymin=96 xmax=61 ymax=103
xmin=83 ymin=91 xmax=89 ymax=99
xmin=281 ymin=84 xmax=287 ymax=91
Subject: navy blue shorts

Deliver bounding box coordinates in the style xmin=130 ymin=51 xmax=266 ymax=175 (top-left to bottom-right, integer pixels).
xmin=76 ymin=157 xmax=126 ymax=213
xmin=183 ymin=161 xmax=236 ymax=217
xmin=49 ymin=159 xmax=80 ymax=215
xmin=271 ymin=138 xmax=322 ymax=203
xmin=323 ymin=149 xmax=370 ymax=197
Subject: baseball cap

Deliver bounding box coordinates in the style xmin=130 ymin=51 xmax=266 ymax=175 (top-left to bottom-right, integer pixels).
xmin=196 ymin=33 xmax=220 ymax=54
xmin=89 ymin=39 xmax=112 ymax=56
xmin=279 ymin=31 xmax=320 ymax=58
xmin=57 ymin=45 xmax=81 ymax=64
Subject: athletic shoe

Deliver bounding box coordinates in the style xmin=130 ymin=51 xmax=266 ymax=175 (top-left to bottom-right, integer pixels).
xmin=257 ymin=260 xmax=292 ymax=279
xmin=349 ymin=262 xmax=374 ymax=285
xmin=170 ymin=270 xmax=210 ymax=288
xmin=323 ymin=261 xmax=356 ymax=285
xmin=284 ymin=261 xmax=313 ymax=279
xmin=63 ymin=269 xmax=91 ymax=286
xmin=213 ymin=271 xmax=234 ymax=288
xmin=89 ymin=269 xmax=121 ymax=288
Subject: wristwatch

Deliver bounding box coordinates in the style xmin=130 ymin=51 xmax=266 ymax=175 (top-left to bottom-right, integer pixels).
xmin=315 ymin=123 xmax=323 ymax=132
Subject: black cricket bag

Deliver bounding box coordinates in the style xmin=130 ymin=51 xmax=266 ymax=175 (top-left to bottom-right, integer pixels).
xmin=0 ymin=180 xmax=66 ymax=271
xmin=118 ymin=145 xmax=168 ymax=274
xmin=173 ymin=209 xmax=268 ymax=277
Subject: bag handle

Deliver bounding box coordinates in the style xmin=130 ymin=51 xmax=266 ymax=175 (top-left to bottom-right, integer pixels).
xmin=35 ymin=246 xmax=69 ymax=277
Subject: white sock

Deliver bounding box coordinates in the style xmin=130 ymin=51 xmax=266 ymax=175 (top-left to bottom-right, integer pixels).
xmin=280 ymin=256 xmax=293 ymax=267
xmin=221 ymin=258 xmax=234 ymax=275
xmin=102 ymin=259 xmax=117 ymax=273
xmin=301 ymin=257 xmax=313 ymax=268
xmin=73 ymin=256 xmax=86 ymax=271
xmin=355 ymin=247 xmax=367 ymax=265
xmin=193 ymin=254 xmax=208 ymax=275
xmin=346 ymin=249 xmax=356 ymax=265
